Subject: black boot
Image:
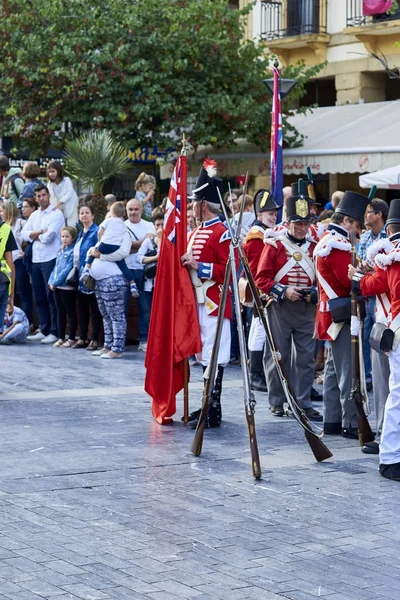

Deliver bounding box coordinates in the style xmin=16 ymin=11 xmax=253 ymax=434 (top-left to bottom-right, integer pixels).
xmin=250 ymin=350 xmax=267 ymax=392
xmin=190 ymin=366 xmax=224 ymax=428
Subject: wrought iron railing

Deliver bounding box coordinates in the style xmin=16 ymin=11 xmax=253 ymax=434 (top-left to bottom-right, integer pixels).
xmin=346 ymin=0 xmax=400 ymax=27
xmin=260 ymin=0 xmax=327 ymax=41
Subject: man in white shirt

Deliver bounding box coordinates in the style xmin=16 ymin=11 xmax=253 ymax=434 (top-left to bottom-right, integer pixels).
xmin=124 ymin=198 xmax=155 ymax=351
xmin=22 ymin=184 xmax=65 ymax=343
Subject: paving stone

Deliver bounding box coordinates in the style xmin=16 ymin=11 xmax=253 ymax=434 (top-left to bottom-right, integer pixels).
xmin=0 ymin=344 xmax=398 ymax=600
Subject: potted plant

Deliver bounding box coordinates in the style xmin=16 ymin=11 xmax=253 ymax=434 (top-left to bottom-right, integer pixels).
xmin=64 ymin=129 xmax=130 ymax=224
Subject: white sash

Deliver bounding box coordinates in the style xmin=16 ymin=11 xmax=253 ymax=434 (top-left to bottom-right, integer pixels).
xmin=315 ymin=269 xmax=344 ymax=341
xmin=274 ymin=238 xmax=315 ymax=285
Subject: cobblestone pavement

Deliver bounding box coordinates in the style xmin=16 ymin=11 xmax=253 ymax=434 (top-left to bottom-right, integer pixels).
xmin=0 ymin=343 xmax=399 ymax=600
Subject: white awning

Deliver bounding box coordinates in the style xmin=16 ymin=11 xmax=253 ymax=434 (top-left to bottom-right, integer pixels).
xmin=159 ymin=100 xmax=400 ymax=179
xmin=359 ymin=164 xmax=400 ymax=189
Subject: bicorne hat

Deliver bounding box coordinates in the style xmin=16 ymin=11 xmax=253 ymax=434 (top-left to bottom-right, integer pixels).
xmin=191 ymin=159 xmax=223 ymax=205
xmin=291 ymin=180 xmax=320 ymax=205
xmin=335 ymin=190 xmax=369 ymax=224
xmin=286 ymin=179 xmax=311 ymax=222
xmin=386 ymin=198 xmax=400 ymax=225
xmin=254 ymin=189 xmax=281 ymax=215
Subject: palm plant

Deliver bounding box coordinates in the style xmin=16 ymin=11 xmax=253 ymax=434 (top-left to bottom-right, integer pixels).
xmin=63 ymin=129 xmax=130 ymax=223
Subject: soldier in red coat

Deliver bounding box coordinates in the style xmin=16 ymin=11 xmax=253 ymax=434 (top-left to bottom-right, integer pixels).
xmin=181 ymin=160 xmax=233 ymax=428
xmin=314 ymin=191 xmax=369 ymax=438
xmin=349 ymin=236 xmax=392 ymax=454
xmin=243 ymin=189 xmax=281 ymax=393
xmin=255 ymin=186 xmax=322 ymax=421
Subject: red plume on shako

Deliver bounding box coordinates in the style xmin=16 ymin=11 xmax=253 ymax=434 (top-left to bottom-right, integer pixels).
xmin=191 ymin=158 xmax=223 ymax=205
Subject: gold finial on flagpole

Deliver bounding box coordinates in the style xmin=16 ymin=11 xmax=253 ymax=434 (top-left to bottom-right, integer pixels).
xmin=181 ymin=132 xmax=187 ymax=156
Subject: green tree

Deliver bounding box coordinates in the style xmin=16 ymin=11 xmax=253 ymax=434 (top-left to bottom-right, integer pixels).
xmin=0 ymin=0 xmax=323 ymax=155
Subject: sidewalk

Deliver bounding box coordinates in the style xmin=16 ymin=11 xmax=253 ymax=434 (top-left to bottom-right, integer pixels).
xmin=0 ymin=343 xmax=398 ymax=600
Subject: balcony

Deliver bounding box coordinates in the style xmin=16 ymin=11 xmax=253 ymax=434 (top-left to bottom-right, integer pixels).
xmin=260 ymin=0 xmax=329 ymax=64
xmin=346 ymin=0 xmax=400 ymax=27
xmin=260 ymin=0 xmax=327 ymax=41
xmin=344 ymin=0 xmax=400 ymax=54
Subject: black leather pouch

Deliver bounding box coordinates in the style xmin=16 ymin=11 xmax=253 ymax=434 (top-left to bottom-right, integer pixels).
xmin=370 ymin=322 xmax=394 ymax=353
xmin=328 ymin=297 xmax=351 ymax=323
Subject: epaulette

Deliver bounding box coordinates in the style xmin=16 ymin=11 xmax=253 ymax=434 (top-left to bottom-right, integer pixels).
xmin=314 ymin=232 xmax=351 ymax=257
xmin=219 ymin=229 xmax=231 ymax=243
xmin=376 ymin=241 xmax=400 ymax=269
xmin=244 ymin=228 xmax=264 ymax=244
xmin=366 ymin=238 xmax=393 ymax=264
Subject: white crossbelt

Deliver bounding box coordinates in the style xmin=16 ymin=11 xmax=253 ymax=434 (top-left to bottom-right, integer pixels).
xmin=274 ymin=238 xmax=315 ymax=285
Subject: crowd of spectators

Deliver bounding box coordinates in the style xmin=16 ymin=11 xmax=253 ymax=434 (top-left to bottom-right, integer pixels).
xmin=0 ymin=158 xmax=350 ymax=371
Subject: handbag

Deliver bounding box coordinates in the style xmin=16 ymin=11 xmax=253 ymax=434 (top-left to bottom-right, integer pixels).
xmin=369 ymin=322 xmax=394 ymax=354
xmin=143 ymin=239 xmax=158 ymax=280
xmin=65 ymin=266 xmax=79 ymax=288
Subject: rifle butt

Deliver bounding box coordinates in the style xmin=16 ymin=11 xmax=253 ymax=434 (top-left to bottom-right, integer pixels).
xmin=191 ymin=422 xmax=205 ymax=456
xmin=357 ymin=414 xmax=375 ymax=445
xmin=352 ymin=390 xmax=375 ymax=445
xmin=304 ymin=428 xmax=333 ymax=462
xmin=246 ymin=415 xmax=262 ymax=479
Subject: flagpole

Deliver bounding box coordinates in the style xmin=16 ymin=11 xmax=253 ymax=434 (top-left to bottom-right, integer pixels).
xmin=181 ymin=133 xmax=190 ymax=425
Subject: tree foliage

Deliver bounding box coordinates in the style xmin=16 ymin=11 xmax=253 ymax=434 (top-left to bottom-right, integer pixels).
xmin=0 ymin=0 xmax=324 ymax=155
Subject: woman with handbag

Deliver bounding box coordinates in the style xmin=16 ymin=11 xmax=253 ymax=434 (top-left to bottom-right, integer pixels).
xmin=137 ymin=214 xmax=163 ymax=310
xmin=72 ymin=203 xmax=102 ymax=351
xmin=48 ymin=226 xmax=78 ymax=347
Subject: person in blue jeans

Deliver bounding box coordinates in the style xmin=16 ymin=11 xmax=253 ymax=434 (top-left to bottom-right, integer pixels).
xmin=358 ymin=198 xmax=388 ymax=391
xmin=124 ymin=199 xmax=155 ymax=351
xmin=21 ymin=184 xmax=64 ymax=344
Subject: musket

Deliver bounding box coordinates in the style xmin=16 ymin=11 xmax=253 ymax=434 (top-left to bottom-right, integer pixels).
xmin=217 ymin=188 xmax=332 ymax=462
xmin=348 ymin=184 xmax=376 ymax=445
xmin=350 ymin=231 xmax=374 ymax=445
xmin=221 ymin=187 xmax=262 ymax=479
xmin=191 ymin=258 xmax=232 ymax=457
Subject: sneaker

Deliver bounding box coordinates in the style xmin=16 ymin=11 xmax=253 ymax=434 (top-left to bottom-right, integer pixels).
xmin=138 ymin=341 xmax=147 ymax=352
xmin=130 ymin=282 xmax=139 ymax=298
xmin=27 ymin=331 xmax=46 ymax=342
xmin=41 ymin=334 xmax=59 ymax=345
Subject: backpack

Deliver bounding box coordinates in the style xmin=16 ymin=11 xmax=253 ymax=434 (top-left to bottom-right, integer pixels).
xmin=9 ymin=173 xmax=24 ymax=198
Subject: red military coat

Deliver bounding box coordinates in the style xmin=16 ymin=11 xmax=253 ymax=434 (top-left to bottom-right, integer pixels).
xmin=375 ymin=236 xmax=400 ymax=325
xmin=188 ymin=217 xmax=232 ymax=319
xmin=256 ymin=232 xmax=316 ymax=302
xmin=314 ymin=225 xmax=353 ymax=341
xmin=243 ymin=222 xmax=266 ymax=278
xmin=359 ymin=238 xmax=392 ymax=325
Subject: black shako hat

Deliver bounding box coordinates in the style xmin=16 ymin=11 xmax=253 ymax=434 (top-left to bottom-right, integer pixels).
xmin=291 ymin=180 xmax=320 ymax=205
xmin=386 ymin=199 xmax=400 ymax=225
xmin=335 ymin=190 xmax=369 ymax=224
xmin=286 ymin=178 xmax=311 ymax=222
xmin=191 ymin=159 xmax=223 ymax=205
xmin=254 ymin=189 xmax=281 ymax=214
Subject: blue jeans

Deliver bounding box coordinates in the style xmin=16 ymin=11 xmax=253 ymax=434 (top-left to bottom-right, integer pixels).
xmin=0 ymin=283 xmax=9 ymax=333
xmin=30 ymin=259 xmax=58 ymax=336
xmin=124 ymin=269 xmax=150 ymax=342
xmin=15 ymin=258 xmax=33 ymax=324
xmin=364 ymin=296 xmax=376 ymax=382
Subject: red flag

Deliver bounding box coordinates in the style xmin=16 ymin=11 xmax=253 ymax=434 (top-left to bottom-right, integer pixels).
xmin=145 ymin=155 xmax=202 ymax=424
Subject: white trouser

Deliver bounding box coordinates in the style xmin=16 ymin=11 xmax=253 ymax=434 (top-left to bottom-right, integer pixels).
xmin=195 ymin=305 xmax=230 ymax=367
xmin=380 ymin=345 xmax=400 ymax=465
xmin=248 ymin=316 xmax=266 ymax=352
